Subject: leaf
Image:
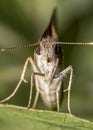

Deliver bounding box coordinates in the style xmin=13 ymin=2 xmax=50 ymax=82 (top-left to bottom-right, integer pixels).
xmin=0 ymin=104 xmax=93 ymax=130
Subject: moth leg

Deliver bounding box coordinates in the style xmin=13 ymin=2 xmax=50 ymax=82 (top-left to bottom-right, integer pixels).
xmin=63 ymin=66 xmax=73 ymax=114
xmin=0 ymin=56 xmax=39 ymax=104
xmin=27 ymin=72 xmax=44 ymax=109
xmin=56 ymin=85 xmax=61 ymax=112
xmin=32 ymin=73 xmax=45 ymax=109
xmin=0 ymin=58 xmax=29 ymax=103
xmin=51 ymin=58 xmax=59 ymax=79
xmin=32 ymin=90 xmax=39 ymax=109
xmin=27 ymin=73 xmax=34 ymax=108
xmin=55 ymin=65 xmax=73 ymax=114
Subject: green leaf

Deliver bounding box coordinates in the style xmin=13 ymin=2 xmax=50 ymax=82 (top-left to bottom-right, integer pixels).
xmin=0 ymin=104 xmax=93 ymax=130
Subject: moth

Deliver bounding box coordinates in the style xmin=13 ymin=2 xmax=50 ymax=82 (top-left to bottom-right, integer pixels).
xmin=1 ymin=9 xmax=92 ymax=113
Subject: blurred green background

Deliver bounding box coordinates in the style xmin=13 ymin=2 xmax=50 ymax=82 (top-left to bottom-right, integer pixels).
xmin=0 ymin=0 xmax=93 ymax=121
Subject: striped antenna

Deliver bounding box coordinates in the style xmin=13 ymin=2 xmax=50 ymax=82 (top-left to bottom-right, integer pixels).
xmin=0 ymin=43 xmax=39 ymax=52
xmin=56 ymin=42 xmax=93 ymax=45
xmin=1 ymin=41 xmax=93 ymax=52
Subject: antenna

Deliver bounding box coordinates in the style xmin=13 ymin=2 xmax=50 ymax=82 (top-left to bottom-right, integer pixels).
xmin=56 ymin=42 xmax=93 ymax=45
xmin=1 ymin=41 xmax=93 ymax=52
xmin=0 ymin=43 xmax=39 ymax=52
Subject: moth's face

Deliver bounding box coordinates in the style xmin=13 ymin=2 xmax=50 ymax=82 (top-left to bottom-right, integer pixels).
xmin=35 ymin=38 xmax=62 ymax=63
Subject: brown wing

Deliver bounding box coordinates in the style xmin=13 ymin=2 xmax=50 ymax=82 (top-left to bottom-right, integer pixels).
xmin=40 ymin=8 xmax=58 ymax=41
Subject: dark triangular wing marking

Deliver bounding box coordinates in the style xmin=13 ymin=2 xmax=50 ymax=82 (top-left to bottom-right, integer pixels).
xmin=40 ymin=8 xmax=58 ymax=41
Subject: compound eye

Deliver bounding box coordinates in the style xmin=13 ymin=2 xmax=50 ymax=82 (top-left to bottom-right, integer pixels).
xmin=35 ymin=45 xmax=41 ymax=55
xmin=55 ymin=45 xmax=62 ymax=55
